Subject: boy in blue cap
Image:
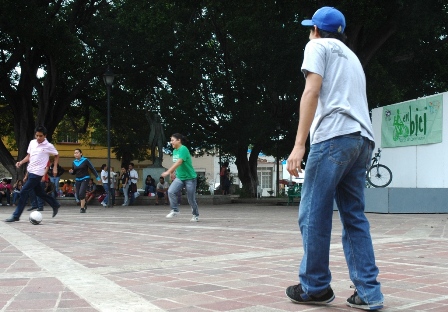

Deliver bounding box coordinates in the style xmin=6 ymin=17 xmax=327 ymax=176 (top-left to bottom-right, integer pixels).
xmin=285 ymin=7 xmax=384 ymax=310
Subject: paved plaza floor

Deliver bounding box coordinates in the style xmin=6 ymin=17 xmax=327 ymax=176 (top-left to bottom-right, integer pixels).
xmin=0 ymin=203 xmax=447 ymax=311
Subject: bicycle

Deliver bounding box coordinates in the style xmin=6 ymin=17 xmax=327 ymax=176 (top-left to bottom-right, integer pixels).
xmin=366 ymin=148 xmax=392 ymax=188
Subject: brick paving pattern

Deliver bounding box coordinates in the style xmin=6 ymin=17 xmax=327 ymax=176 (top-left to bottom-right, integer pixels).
xmin=1 ymin=203 xmax=448 ymax=311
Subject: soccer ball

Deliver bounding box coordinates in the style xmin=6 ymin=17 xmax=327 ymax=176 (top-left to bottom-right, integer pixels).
xmin=29 ymin=211 xmax=43 ymax=225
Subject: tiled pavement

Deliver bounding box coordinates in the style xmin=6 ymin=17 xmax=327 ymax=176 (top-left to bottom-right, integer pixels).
xmin=0 ymin=202 xmax=447 ymax=311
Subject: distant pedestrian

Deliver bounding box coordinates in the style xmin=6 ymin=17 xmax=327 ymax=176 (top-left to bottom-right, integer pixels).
xmin=49 ymin=159 xmax=65 ymax=197
xmin=100 ymin=164 xmax=110 ymax=207
xmin=284 ymin=7 xmax=383 ymax=310
xmin=5 ymin=125 xmax=60 ymax=222
xmin=128 ymin=163 xmax=138 ymax=205
xmin=161 ymin=133 xmax=199 ymax=222
xmin=220 ymin=162 xmax=230 ymax=195
xmin=69 ymin=149 xmax=101 ymax=213
xmin=120 ymin=166 xmax=130 ymax=206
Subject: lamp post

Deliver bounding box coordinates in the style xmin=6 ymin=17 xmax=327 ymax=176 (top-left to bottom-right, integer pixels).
xmin=276 ymin=124 xmax=281 ymax=197
xmin=103 ymin=67 xmax=115 ymax=207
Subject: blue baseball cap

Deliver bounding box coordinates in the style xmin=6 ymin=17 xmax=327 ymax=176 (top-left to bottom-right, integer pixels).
xmin=301 ymin=7 xmax=346 ymax=34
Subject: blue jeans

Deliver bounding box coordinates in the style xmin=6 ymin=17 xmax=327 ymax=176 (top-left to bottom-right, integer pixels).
xmin=103 ymin=183 xmax=109 ymax=204
xmin=298 ymin=133 xmax=383 ymax=305
xmin=122 ymin=184 xmax=129 ymax=205
xmin=12 ymin=173 xmax=60 ymax=219
xmin=49 ymin=176 xmax=60 ymax=198
xmin=12 ymin=192 xmax=20 ymax=204
xmin=168 ymin=178 xmax=198 ymax=216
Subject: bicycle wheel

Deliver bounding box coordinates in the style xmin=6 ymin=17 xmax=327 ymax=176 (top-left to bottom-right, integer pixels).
xmin=366 ymin=164 xmax=392 ymax=187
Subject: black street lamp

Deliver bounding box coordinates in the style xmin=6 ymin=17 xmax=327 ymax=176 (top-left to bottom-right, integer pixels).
xmin=103 ymin=67 xmax=115 ymax=207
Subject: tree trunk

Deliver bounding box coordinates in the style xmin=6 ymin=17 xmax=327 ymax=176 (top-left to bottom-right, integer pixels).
xmin=235 ymin=144 xmax=261 ymax=198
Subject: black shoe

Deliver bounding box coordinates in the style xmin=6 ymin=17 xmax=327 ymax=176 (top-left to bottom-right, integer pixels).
xmin=80 ymin=208 xmax=86 ymax=213
xmin=285 ymin=284 xmax=335 ymax=305
xmin=5 ymin=216 xmax=20 ymax=222
xmin=52 ymin=205 xmax=60 ymax=218
xmin=27 ymin=207 xmax=37 ymax=211
xmin=37 ymin=208 xmax=44 ymax=211
xmin=346 ymin=290 xmax=383 ymax=310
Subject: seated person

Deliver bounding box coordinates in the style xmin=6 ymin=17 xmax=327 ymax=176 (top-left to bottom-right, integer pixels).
xmin=85 ymin=178 xmax=97 ymax=204
xmin=0 ymin=178 xmax=11 ymax=206
xmin=43 ymin=180 xmax=55 ymax=196
xmin=12 ymin=179 xmax=23 ymax=205
xmin=155 ymin=176 xmax=169 ymax=205
xmin=144 ymin=175 xmax=156 ymax=195
xmin=62 ymin=180 xmax=75 ymax=197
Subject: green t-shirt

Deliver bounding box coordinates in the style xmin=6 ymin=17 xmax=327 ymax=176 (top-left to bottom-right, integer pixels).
xmin=173 ymin=145 xmax=197 ymax=180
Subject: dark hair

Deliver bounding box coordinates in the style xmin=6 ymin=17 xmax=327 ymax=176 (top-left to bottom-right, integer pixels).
xmin=75 ymin=148 xmax=83 ymax=154
xmin=101 ymin=164 xmax=107 ymax=169
xmin=129 ymin=163 xmax=134 ymax=167
xmin=34 ymin=125 xmax=47 ymax=135
xmin=171 ymin=133 xmax=186 ymax=143
xmin=315 ymin=27 xmax=347 ymax=43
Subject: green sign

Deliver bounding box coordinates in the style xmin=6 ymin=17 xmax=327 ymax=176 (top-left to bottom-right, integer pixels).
xmin=381 ymin=94 xmax=443 ymax=147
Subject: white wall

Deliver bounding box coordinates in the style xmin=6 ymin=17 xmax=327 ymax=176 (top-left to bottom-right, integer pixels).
xmin=371 ymin=92 xmax=448 ymax=188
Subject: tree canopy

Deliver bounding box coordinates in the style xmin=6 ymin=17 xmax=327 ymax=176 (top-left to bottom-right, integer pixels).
xmin=1 ymin=0 xmax=448 ymax=195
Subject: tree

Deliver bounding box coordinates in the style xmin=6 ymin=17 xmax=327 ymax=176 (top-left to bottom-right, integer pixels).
xmin=0 ymin=0 xmax=112 ymax=180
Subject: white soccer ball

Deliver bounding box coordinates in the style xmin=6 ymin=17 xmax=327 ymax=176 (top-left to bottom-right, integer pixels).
xmin=29 ymin=211 xmax=43 ymax=225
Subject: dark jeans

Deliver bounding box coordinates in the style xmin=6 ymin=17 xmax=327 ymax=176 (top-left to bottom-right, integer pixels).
xmin=0 ymin=190 xmax=11 ymax=205
xmin=12 ymin=173 xmax=60 ymax=219
xmin=30 ymin=182 xmax=45 ymax=208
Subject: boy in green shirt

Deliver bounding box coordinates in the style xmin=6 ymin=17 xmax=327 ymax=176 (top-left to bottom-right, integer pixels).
xmin=161 ymin=133 xmax=199 ymax=221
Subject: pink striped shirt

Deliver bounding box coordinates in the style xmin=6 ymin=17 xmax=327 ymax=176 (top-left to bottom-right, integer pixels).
xmin=26 ymin=139 xmax=59 ymax=176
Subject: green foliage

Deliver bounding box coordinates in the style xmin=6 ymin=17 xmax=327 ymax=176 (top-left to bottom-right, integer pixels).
xmin=196 ymin=174 xmax=210 ymax=194
xmin=1 ymin=0 xmax=448 ymax=191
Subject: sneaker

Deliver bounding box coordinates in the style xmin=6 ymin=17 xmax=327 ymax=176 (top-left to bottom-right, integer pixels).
xmin=190 ymin=215 xmax=199 ymax=222
xmin=285 ymin=284 xmax=335 ymax=305
xmin=166 ymin=210 xmax=179 ymax=218
xmin=80 ymin=208 xmax=86 ymax=213
xmin=6 ymin=204 xmax=10 ymax=206
xmin=102 ymin=203 xmax=107 ymax=207
xmin=5 ymin=215 xmax=20 ymax=222
xmin=0 ymin=203 xmax=2 ymax=206
xmin=346 ymin=290 xmax=383 ymax=310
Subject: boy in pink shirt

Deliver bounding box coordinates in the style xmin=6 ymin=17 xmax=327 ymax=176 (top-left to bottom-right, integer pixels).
xmin=5 ymin=126 xmax=61 ymax=222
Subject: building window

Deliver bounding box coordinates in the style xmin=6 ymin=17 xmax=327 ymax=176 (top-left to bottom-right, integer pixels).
xmin=257 ymin=167 xmax=272 ymax=189
xmin=56 ymin=131 xmax=79 ymax=143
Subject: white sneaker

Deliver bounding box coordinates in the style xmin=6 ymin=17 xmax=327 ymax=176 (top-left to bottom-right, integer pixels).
xmin=190 ymin=215 xmax=199 ymax=222
xmin=166 ymin=211 xmax=179 ymax=218
xmin=102 ymin=203 xmax=107 ymax=207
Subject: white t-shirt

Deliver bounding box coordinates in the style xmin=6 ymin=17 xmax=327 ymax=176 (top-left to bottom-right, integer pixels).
xmin=101 ymin=170 xmax=108 ymax=184
xmin=128 ymin=169 xmax=138 ymax=185
xmin=301 ymin=38 xmax=374 ymax=144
